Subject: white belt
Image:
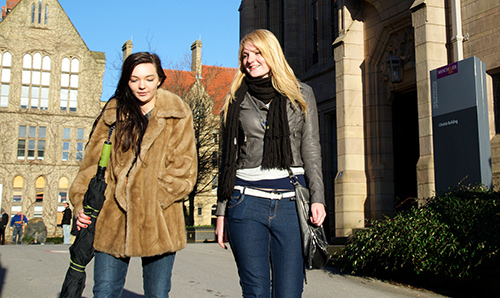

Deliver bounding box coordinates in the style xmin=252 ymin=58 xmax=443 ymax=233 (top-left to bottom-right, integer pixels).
xmin=234 ymin=186 xmax=295 ymax=200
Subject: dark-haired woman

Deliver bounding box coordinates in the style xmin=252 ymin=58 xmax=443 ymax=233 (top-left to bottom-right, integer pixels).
xmin=215 ymin=29 xmax=326 ymax=298
xmin=70 ymin=52 xmax=197 ymax=297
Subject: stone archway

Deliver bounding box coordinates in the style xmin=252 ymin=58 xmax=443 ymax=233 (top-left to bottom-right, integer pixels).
xmin=362 ymin=5 xmax=417 ymax=219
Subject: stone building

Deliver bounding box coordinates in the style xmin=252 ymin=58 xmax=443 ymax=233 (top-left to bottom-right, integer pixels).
xmin=163 ymin=40 xmax=237 ymax=226
xmin=239 ymin=0 xmax=500 ymax=239
xmin=0 ymin=0 xmax=105 ymax=239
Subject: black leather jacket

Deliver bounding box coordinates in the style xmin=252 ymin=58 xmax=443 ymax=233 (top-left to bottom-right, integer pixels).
xmin=216 ymin=83 xmax=325 ymax=215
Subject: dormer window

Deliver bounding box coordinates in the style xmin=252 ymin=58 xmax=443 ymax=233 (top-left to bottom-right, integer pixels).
xmin=31 ymin=1 xmax=48 ymax=24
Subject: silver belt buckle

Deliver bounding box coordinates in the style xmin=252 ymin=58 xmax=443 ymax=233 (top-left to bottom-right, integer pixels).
xmin=270 ymin=191 xmax=283 ymax=200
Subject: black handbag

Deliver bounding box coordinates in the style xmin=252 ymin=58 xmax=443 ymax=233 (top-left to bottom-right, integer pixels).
xmin=288 ymin=169 xmax=331 ymax=269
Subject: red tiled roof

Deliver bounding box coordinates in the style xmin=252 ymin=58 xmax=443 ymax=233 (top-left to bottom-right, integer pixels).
xmin=162 ymin=65 xmax=237 ymax=115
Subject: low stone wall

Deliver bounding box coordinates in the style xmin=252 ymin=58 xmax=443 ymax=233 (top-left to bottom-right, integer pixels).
xmin=186 ymin=227 xmax=216 ymax=243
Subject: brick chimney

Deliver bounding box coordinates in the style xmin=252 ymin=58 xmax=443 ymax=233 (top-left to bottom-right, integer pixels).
xmin=122 ymin=40 xmax=133 ymax=61
xmin=2 ymin=0 xmax=20 ymax=19
xmin=191 ymin=40 xmax=202 ymax=79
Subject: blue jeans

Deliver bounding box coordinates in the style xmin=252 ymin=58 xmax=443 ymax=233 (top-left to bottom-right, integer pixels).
xmin=227 ymin=190 xmax=304 ymax=298
xmin=12 ymin=226 xmax=23 ymax=244
xmin=62 ymin=224 xmax=70 ymax=244
xmin=93 ymin=251 xmax=176 ymax=298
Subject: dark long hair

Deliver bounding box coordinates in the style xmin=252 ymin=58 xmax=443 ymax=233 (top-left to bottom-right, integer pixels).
xmin=89 ymin=52 xmax=166 ymax=158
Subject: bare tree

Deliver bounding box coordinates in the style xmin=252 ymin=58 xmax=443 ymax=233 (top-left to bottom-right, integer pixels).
xmin=163 ymin=57 xmax=234 ymax=226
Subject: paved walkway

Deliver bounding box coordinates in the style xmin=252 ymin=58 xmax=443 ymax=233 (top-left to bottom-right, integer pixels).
xmin=0 ymin=243 xmax=445 ymax=297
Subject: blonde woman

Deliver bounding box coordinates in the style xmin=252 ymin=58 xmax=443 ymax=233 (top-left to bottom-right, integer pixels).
xmin=215 ymin=29 xmax=326 ymax=298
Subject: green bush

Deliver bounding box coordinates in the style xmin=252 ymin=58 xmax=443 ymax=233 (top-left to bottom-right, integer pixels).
xmin=22 ymin=235 xmax=35 ymax=244
xmin=46 ymin=237 xmax=63 ymax=244
xmin=336 ymin=185 xmax=500 ymax=282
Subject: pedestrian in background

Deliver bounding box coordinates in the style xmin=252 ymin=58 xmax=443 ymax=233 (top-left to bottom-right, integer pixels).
xmin=0 ymin=208 xmax=8 ymax=245
xmin=61 ymin=203 xmax=72 ymax=244
xmin=215 ymin=29 xmax=326 ymax=298
xmin=11 ymin=210 xmax=27 ymax=245
xmin=70 ymin=52 xmax=197 ymax=298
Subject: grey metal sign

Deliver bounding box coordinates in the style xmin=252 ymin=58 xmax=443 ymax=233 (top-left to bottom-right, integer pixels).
xmin=431 ymin=56 xmax=491 ymax=195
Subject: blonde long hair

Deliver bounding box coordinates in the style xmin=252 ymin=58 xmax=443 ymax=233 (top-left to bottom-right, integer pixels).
xmin=222 ymin=29 xmax=306 ymax=122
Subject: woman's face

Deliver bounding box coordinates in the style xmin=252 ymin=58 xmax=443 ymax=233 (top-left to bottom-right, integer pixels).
xmin=128 ymin=63 xmax=160 ymax=108
xmin=242 ymin=42 xmax=270 ymax=78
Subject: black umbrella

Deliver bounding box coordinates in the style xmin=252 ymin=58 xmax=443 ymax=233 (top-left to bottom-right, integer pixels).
xmin=60 ymin=129 xmax=113 ymax=298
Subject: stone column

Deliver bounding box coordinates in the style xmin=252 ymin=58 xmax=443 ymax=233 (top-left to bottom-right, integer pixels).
xmin=122 ymin=40 xmax=133 ymax=62
xmin=333 ymin=14 xmax=367 ymax=237
xmin=411 ymin=0 xmax=448 ymax=199
xmin=191 ymin=40 xmax=202 ymax=79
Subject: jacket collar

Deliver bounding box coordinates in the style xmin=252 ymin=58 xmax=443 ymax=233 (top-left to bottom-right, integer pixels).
xmin=241 ymin=92 xmax=299 ymax=112
xmin=102 ymin=88 xmax=189 ymax=126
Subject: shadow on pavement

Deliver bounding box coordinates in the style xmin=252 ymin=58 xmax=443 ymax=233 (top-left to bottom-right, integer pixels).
xmin=0 ymin=254 xmax=5 ymax=298
xmin=323 ymin=264 xmax=500 ymax=297
xmin=76 ymin=289 xmax=143 ymax=298
xmin=121 ymin=289 xmax=143 ymax=297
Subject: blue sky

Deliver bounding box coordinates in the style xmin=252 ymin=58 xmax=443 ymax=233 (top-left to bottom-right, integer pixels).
xmin=58 ymin=1 xmax=241 ymax=101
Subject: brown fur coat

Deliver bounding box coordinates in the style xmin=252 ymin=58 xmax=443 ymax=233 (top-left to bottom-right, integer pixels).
xmin=69 ymin=89 xmax=197 ymax=258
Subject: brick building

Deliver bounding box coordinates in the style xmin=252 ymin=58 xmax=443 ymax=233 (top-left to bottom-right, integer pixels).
xmin=239 ymin=0 xmax=500 ymax=239
xmin=0 ymin=0 xmax=105 ymax=239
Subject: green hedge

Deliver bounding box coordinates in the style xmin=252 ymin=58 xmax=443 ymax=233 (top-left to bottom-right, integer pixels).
xmin=336 ymin=185 xmax=500 ymax=284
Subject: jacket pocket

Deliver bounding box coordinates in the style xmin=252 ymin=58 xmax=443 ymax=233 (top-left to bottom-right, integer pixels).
xmin=157 ymin=168 xmax=189 ymax=209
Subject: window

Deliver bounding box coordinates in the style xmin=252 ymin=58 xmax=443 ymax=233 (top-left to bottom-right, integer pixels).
xmin=212 ymin=173 xmax=218 ymax=190
xmin=17 ymin=125 xmax=46 ymax=160
xmin=212 ymin=151 xmax=218 ymax=168
xmin=62 ymin=127 xmax=84 ymax=161
xmin=60 ymin=57 xmax=79 ymax=111
xmin=31 ymin=3 xmax=35 ymax=23
xmin=38 ymin=0 xmax=42 ymax=24
xmin=35 ymin=176 xmax=45 ymax=203
xmin=31 ymin=1 xmax=47 ymax=25
xmin=58 ymin=177 xmax=69 ymax=203
xmin=76 ymin=128 xmax=84 ymax=161
xmin=0 ymin=51 xmax=11 ymax=107
xmin=493 ymin=73 xmax=500 ymax=134
xmin=62 ymin=127 xmax=70 ymax=161
xmin=22 ymin=53 xmax=50 ymax=110
xmin=312 ymin=0 xmax=319 ymax=64
xmin=34 ymin=206 xmax=43 ymax=217
xmin=12 ymin=176 xmax=23 ymax=203
xmin=212 ymin=129 xmax=218 ymax=143
xmin=197 ymin=204 xmax=203 ymax=216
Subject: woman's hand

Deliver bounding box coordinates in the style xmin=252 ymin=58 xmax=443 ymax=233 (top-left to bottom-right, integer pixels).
xmin=75 ymin=209 xmax=91 ymax=231
xmin=310 ymin=203 xmax=326 ymax=226
xmin=215 ymin=216 xmax=228 ymax=249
